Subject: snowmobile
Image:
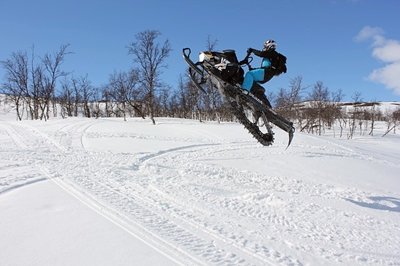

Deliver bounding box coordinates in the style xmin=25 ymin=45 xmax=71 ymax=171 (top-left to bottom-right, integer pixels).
xmin=182 ymin=48 xmax=295 ymax=147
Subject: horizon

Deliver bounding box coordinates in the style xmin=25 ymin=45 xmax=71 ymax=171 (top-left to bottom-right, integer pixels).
xmin=1 ymin=0 xmax=400 ymax=102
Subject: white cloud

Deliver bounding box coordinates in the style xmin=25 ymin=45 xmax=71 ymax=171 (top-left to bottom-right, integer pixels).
xmin=369 ymin=62 xmax=400 ymax=95
xmin=372 ymin=40 xmax=400 ymax=63
xmin=356 ymin=26 xmax=400 ymax=95
xmin=355 ymin=26 xmax=384 ymax=44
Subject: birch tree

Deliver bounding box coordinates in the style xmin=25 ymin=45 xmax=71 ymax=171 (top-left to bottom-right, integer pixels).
xmin=127 ymin=30 xmax=171 ymax=124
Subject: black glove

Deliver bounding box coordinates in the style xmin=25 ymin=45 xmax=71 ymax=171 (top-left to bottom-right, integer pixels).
xmin=247 ymin=48 xmax=253 ymax=54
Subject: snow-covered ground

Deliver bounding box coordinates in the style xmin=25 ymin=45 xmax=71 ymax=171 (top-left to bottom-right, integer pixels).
xmin=0 ymin=111 xmax=399 ymax=265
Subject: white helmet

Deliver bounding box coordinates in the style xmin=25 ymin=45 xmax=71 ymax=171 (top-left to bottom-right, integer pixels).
xmin=264 ymin=39 xmax=276 ymax=50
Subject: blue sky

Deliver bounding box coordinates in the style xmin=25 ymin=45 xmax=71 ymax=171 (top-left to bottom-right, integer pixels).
xmin=1 ymin=0 xmax=399 ymax=102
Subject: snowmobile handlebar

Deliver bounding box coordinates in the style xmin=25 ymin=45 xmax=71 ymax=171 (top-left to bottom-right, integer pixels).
xmin=239 ymin=51 xmax=254 ymax=69
xmin=183 ymin=48 xmax=192 ymax=58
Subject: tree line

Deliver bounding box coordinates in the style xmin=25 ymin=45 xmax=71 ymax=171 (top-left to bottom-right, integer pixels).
xmin=273 ymin=76 xmax=400 ymax=138
xmin=1 ymin=30 xmax=399 ymax=138
xmin=0 ymin=30 xmax=232 ymax=123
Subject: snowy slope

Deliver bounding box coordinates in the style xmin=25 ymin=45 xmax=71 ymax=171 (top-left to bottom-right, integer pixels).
xmin=0 ymin=115 xmax=399 ymax=265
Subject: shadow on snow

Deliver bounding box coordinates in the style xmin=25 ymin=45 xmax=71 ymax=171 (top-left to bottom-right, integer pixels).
xmin=345 ymin=196 xmax=400 ymax=212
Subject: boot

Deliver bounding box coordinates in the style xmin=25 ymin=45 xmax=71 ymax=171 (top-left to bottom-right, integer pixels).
xmin=250 ymin=84 xmax=272 ymax=108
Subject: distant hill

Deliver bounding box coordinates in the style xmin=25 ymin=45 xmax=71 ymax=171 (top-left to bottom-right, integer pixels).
xmin=294 ymin=100 xmax=400 ymax=113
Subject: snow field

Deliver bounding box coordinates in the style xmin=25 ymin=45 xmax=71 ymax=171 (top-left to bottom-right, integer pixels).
xmin=0 ymin=117 xmax=399 ymax=265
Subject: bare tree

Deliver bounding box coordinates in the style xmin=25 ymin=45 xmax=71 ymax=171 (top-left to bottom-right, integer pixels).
xmin=155 ymin=86 xmax=172 ymax=117
xmin=309 ymin=81 xmax=330 ymax=135
xmin=0 ymin=51 xmax=29 ymax=120
xmin=176 ymin=75 xmax=189 ymax=118
xmin=331 ymin=89 xmax=345 ymax=137
xmin=1 ymin=45 xmax=70 ymax=120
xmin=275 ymin=87 xmax=289 ymax=110
xmin=110 ymin=72 xmax=130 ymax=120
xmin=100 ymin=86 xmax=115 ymax=117
xmin=66 ymin=75 xmax=93 ymax=118
xmin=71 ymin=78 xmax=81 ymax=117
xmin=106 ymin=70 xmax=144 ymax=121
xmin=275 ymin=76 xmax=305 ymax=126
xmin=367 ymin=101 xmax=379 ymax=136
xmin=127 ymin=30 xmax=171 ymax=125
xmin=348 ymin=91 xmax=363 ymax=139
xmin=41 ymin=44 xmax=70 ymax=119
xmin=124 ymin=69 xmax=145 ymax=119
xmin=78 ymin=75 xmax=93 ymax=118
xmin=59 ymin=78 xmax=74 ymax=118
xmin=382 ymin=108 xmax=400 ymax=137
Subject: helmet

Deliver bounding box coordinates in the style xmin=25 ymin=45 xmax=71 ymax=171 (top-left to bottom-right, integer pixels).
xmin=263 ymin=39 xmax=276 ymax=50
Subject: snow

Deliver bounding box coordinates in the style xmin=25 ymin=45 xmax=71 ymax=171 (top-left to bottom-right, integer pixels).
xmin=0 ymin=180 xmax=178 ymax=266
xmin=0 ymin=111 xmax=400 ymax=265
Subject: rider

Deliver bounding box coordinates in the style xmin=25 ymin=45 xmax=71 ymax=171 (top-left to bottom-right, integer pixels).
xmin=240 ymin=40 xmax=287 ymax=108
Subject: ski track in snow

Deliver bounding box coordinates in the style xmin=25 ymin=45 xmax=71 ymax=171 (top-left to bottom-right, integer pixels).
xmin=1 ymin=118 xmax=399 ymax=265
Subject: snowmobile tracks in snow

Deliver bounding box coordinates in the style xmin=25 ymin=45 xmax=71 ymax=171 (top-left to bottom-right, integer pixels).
xmin=2 ymin=120 xmax=399 ymax=265
xmin=0 ymin=121 xmax=283 ymax=265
